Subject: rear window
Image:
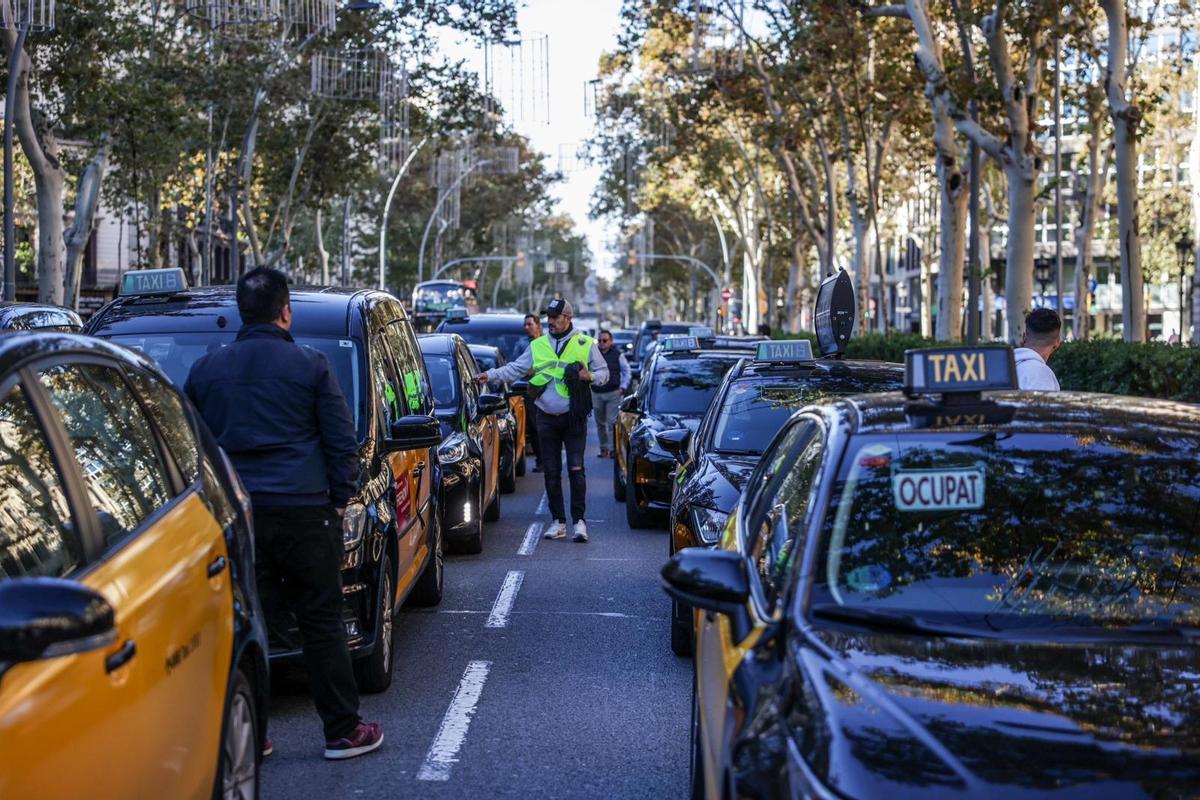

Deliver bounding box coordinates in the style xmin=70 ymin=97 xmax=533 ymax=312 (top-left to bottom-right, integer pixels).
xmin=106 ymin=332 xmax=364 ymax=438
xmin=813 ymin=431 xmax=1200 ymax=632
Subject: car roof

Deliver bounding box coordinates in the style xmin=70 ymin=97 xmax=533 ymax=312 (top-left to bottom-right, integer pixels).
xmin=87 ymin=286 xmax=389 ymax=338
xmin=831 ymin=390 xmax=1200 ymax=438
xmin=438 ymin=313 xmax=527 ymax=329
xmin=0 ymin=301 xmax=84 ymax=330
xmin=733 ymin=358 xmax=902 ymax=382
xmin=418 ymin=332 xmax=461 ymax=355
xmin=0 ymin=330 xmax=170 ymax=378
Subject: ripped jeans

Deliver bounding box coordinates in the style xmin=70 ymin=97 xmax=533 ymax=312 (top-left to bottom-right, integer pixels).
xmin=536 ymin=410 xmax=587 ymax=523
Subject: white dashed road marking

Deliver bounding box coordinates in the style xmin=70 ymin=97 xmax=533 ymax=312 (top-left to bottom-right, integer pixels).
xmin=536 ymin=492 xmax=548 ymax=515
xmin=518 ymin=522 xmax=541 ymax=555
xmin=416 ymin=660 xmax=492 ymax=782
xmin=485 ymin=570 xmax=525 ymax=628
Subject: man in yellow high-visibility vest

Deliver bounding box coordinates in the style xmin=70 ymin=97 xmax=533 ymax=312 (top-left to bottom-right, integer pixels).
xmin=476 ymin=298 xmax=608 ymax=542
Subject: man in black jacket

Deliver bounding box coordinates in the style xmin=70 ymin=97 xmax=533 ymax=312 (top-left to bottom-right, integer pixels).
xmin=185 ymin=267 xmax=383 ymax=761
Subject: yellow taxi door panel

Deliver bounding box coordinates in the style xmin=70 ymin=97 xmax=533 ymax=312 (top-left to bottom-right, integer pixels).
xmin=695 ymin=609 xmax=728 ymax=799
xmin=389 ymin=447 xmax=425 ymax=599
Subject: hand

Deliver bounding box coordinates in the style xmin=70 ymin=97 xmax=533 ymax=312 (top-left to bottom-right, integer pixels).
xmin=579 ymin=367 xmax=592 ymax=382
xmin=474 ymin=373 xmax=490 ymax=386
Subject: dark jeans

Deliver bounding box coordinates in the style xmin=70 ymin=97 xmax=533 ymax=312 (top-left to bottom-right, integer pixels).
xmin=524 ymin=396 xmax=542 ymax=465
xmin=537 ymin=411 xmax=587 ymax=523
xmin=254 ymin=504 xmax=360 ymax=741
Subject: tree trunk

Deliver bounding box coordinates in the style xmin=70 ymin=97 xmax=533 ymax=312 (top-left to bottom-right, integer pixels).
xmin=935 ymin=148 xmax=968 ymax=340
xmin=1073 ymin=126 xmax=1106 ymax=341
xmin=315 ymin=207 xmax=330 ymax=284
xmin=63 ymin=143 xmax=109 ymax=309
xmin=1102 ymin=0 xmax=1144 ymax=342
xmin=1002 ymin=162 xmax=1036 ymax=340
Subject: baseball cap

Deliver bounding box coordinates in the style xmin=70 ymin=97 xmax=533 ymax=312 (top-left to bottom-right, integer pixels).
xmin=543 ymin=298 xmax=573 ymax=317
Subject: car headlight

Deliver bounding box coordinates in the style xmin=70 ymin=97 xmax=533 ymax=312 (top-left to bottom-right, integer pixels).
xmin=438 ymin=435 xmax=468 ymax=465
xmin=691 ymin=506 xmax=728 ymax=545
xmin=637 ymin=427 xmax=666 ymax=456
xmin=342 ymin=502 xmax=368 ymax=551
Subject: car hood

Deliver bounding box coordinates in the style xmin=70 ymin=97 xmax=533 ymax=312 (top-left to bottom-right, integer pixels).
xmin=685 ymin=455 xmax=757 ymax=515
xmin=648 ymin=412 xmax=702 ymax=433
xmin=793 ymin=629 xmax=1199 ymax=798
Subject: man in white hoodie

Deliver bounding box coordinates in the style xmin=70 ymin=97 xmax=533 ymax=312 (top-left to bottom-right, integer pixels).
xmin=1014 ymin=308 xmax=1062 ymax=391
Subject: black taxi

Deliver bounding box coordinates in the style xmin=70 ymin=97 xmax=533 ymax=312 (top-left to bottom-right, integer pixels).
xmin=86 ymin=270 xmax=444 ymax=693
xmin=0 ymin=301 xmax=84 ymax=332
xmin=0 ymin=332 xmax=269 ymax=797
xmin=418 ymin=333 xmax=507 ymax=554
xmin=660 ymin=338 xmax=902 ymax=654
xmin=614 ymin=331 xmax=760 ymax=528
xmin=664 ymin=345 xmax=1200 ymax=799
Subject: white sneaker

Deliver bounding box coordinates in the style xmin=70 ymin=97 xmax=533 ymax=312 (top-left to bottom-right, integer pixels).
xmin=543 ymin=521 xmax=567 ymax=540
xmin=572 ymin=520 xmax=589 ymax=543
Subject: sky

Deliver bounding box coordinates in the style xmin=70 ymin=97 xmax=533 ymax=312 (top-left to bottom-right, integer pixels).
xmin=440 ymin=0 xmax=625 ymax=279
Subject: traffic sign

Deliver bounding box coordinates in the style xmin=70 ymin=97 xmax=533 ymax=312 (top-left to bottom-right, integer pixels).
xmin=721 ymin=287 xmax=733 ymax=302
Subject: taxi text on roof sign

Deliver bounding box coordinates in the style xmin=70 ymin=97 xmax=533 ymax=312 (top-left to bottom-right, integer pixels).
xmin=904 ymin=346 xmax=1016 ymax=395
xmin=119 ymin=268 xmax=187 ymax=297
xmin=755 ymin=339 xmax=814 ymax=363
xmin=660 ymin=335 xmax=700 ymax=353
xmin=688 ymin=326 xmax=714 ymax=338
xmin=444 ymin=306 xmax=470 ymax=321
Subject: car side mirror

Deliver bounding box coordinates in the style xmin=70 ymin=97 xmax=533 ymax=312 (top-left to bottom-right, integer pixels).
xmin=477 ymin=394 xmax=506 ymax=416
xmin=0 ymin=578 xmax=117 ymax=665
xmin=661 ymin=549 xmax=751 ymax=636
xmin=385 ymin=415 xmax=442 ymax=452
xmin=620 ymin=394 xmax=639 ymax=413
xmin=655 ymin=428 xmax=691 ymax=462
xmin=507 ymin=380 xmax=530 ymax=398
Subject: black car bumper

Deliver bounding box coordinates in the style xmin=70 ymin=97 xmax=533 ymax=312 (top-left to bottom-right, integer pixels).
xmin=630 ymin=451 xmax=676 ymax=510
xmin=440 ymin=461 xmax=481 ymax=535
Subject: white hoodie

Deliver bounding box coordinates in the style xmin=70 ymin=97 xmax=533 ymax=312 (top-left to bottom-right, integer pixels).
xmin=1013 ymin=347 xmax=1060 ymax=391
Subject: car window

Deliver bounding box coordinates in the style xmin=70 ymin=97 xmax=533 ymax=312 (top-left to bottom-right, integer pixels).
xmin=386 ymin=321 xmax=432 ymax=416
xmin=125 ymin=368 xmax=199 ymax=485
xmin=649 ymin=357 xmax=737 ymax=415
xmin=457 ymin=347 xmax=480 ymax=412
xmin=38 ymin=363 xmax=173 ymax=550
xmin=423 ymin=354 xmax=459 ymax=410
xmin=744 ymin=420 xmax=815 ymax=557
xmin=748 ymin=430 xmax=825 ymax=613
xmin=0 ymin=383 xmax=79 ymax=579
xmin=370 ymin=332 xmax=403 ymax=430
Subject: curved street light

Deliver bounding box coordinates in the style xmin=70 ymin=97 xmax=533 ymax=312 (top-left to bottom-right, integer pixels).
xmin=377 ymin=136 xmax=426 ymax=289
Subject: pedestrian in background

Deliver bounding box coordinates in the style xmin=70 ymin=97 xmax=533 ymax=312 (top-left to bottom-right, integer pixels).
xmin=477 ymin=298 xmax=608 ymax=542
xmin=1014 ymin=307 xmax=1062 ymax=391
xmin=185 ymin=267 xmax=384 ymax=761
xmin=522 ymin=312 xmax=544 ymax=472
xmin=592 ymin=329 xmax=629 ymax=458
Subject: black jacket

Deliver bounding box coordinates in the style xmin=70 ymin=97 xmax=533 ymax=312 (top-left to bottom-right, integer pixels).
xmin=563 ymin=362 xmax=593 ymax=435
xmin=184 ymin=323 xmax=359 ymax=506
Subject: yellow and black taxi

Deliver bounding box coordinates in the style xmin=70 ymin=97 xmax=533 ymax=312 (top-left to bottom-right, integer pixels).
xmin=664 ymin=345 xmax=1200 ymax=799
xmin=86 ymin=270 xmax=443 ymax=693
xmin=0 ymin=331 xmax=270 ymax=797
xmin=614 ymin=331 xmax=759 ymax=529
xmin=468 ymin=342 xmax=528 ymax=487
xmin=660 ymin=338 xmax=902 ymax=654
xmin=418 ymin=333 xmax=507 ymax=554
xmin=0 ymin=300 xmax=84 ymax=332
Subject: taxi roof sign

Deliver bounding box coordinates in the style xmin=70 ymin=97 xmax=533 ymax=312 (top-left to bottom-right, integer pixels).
xmin=119 ymin=268 xmax=187 ymax=297
xmin=660 ymin=335 xmax=700 ymax=353
xmin=688 ymin=326 xmax=714 ymax=338
xmin=904 ymin=346 xmax=1016 ymax=397
xmin=755 ymin=339 xmax=814 ymax=363
xmin=444 ymin=306 xmax=470 ymax=322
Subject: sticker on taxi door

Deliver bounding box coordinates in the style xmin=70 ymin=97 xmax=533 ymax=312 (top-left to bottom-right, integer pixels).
xmin=892 ymin=465 xmax=985 ymax=511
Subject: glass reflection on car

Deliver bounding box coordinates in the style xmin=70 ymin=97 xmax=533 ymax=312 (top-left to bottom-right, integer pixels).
xmin=424 ymin=355 xmax=460 ymax=409
xmin=649 ymin=359 xmax=731 ymax=415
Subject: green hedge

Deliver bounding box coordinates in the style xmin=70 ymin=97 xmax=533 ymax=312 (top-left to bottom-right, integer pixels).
xmin=772 ymin=331 xmax=1200 ymax=402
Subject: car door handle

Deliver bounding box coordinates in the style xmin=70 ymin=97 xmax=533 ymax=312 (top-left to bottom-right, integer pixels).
xmin=414 ymin=461 xmax=426 ymax=477
xmin=206 ymin=555 xmax=227 ymax=578
xmin=105 ymin=639 xmax=137 ymax=673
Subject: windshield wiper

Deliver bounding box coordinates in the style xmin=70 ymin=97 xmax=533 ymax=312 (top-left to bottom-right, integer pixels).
xmin=808 ymin=604 xmax=987 ymax=638
xmin=716 ymin=448 xmax=762 ymax=456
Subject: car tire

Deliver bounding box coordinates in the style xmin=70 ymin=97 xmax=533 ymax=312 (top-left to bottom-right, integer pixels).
xmin=410 ymin=513 xmax=444 ymax=607
xmin=354 ymin=556 xmax=395 ymax=694
xmin=500 ymin=440 xmax=517 ymax=494
xmin=483 ymin=475 xmax=501 ymax=521
xmin=613 ymin=450 xmax=626 ymax=502
xmin=671 ymin=597 xmax=693 ymax=657
xmin=689 ymin=668 xmax=705 ymax=800
xmin=625 ymin=462 xmax=654 ymax=529
xmin=214 ymin=667 xmax=258 ymax=800
xmin=515 ymin=447 xmax=526 ymax=477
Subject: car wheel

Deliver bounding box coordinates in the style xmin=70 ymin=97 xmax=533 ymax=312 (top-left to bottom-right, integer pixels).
xmin=214 ymin=667 xmax=258 ymax=800
xmin=500 ymin=439 xmax=517 ymax=494
xmin=613 ymin=449 xmax=626 ymax=502
xmin=354 ymin=556 xmax=395 ymax=694
xmin=410 ymin=512 xmax=444 ymax=607
xmin=625 ymin=462 xmax=654 ymax=529
xmin=671 ymin=597 xmax=693 ymax=657
xmin=483 ymin=473 xmax=501 ymax=522
xmin=450 ymin=478 xmax=484 ymax=554
xmin=689 ymin=668 xmax=705 ymax=800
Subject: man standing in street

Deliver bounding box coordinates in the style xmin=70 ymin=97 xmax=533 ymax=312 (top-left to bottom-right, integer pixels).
xmin=592 ymin=329 xmax=630 ymax=458
xmin=1014 ymin=307 xmax=1062 ymax=391
xmin=522 ymin=313 xmax=544 ymax=472
xmin=477 ymin=298 xmax=608 ymax=542
xmin=185 ymin=267 xmax=384 ymax=761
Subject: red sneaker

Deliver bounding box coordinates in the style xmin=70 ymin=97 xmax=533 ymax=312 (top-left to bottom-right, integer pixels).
xmin=324 ymin=722 xmax=384 ymax=760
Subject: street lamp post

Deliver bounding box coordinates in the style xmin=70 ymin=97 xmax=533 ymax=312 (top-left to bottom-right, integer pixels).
xmin=417 ymin=159 xmax=492 ymax=284
xmin=377 ymin=136 xmax=426 ymax=289
xmin=1176 ymin=234 xmax=1193 ymax=341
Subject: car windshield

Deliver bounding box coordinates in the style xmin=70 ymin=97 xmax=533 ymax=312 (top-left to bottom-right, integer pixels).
xmin=713 ymin=373 xmax=902 ymax=454
xmin=812 ymin=431 xmax=1200 ymax=632
xmin=107 ymin=331 xmax=364 ymax=438
xmin=649 ymin=357 xmax=736 ymax=415
xmin=423 ymin=355 xmax=459 ymax=409
xmin=452 ymin=329 xmax=528 ymax=360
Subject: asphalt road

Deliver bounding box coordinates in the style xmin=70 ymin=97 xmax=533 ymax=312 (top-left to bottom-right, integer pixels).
xmin=261 ymin=436 xmax=692 ymax=799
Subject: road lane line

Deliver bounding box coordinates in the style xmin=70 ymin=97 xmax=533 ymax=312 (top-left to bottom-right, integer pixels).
xmin=416 ymin=660 xmax=492 ymax=782
xmin=518 ymin=522 xmax=541 ymax=556
xmin=536 ymin=491 xmax=548 ymax=515
xmin=485 ymin=570 xmax=524 ymax=628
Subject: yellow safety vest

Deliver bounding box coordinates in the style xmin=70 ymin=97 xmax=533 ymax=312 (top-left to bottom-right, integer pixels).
xmin=529 ymin=332 xmax=595 ymax=398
